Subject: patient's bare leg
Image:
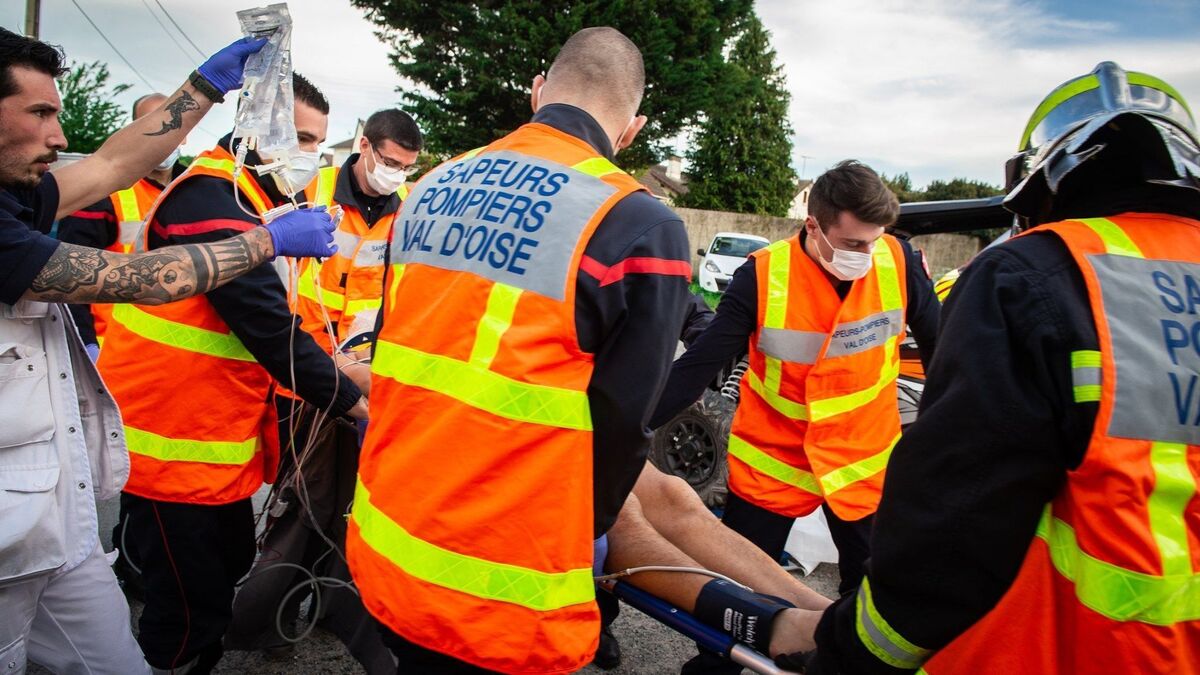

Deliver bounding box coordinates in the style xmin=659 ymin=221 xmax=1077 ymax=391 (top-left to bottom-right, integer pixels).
xmin=632 ymin=464 xmax=832 ymax=611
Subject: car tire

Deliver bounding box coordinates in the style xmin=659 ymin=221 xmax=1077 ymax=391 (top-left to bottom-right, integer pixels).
xmin=650 ymin=390 xmax=733 ymax=508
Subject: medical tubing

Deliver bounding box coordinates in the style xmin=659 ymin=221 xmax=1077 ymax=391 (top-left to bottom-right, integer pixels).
xmin=594 ymin=565 xmax=751 ymax=590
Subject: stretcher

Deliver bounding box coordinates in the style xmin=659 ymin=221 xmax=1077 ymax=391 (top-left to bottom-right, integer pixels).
xmin=602 ymin=580 xmax=800 ymax=675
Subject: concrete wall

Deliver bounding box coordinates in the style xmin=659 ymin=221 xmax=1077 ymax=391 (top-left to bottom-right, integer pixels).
xmin=676 ymin=207 xmax=802 ymax=277
xmin=675 ymin=206 xmax=982 ymax=279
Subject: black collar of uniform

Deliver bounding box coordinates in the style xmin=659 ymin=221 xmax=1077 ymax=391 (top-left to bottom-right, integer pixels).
xmin=530 ymin=103 xmax=615 ymax=160
xmin=333 ymin=153 xmax=403 ymax=220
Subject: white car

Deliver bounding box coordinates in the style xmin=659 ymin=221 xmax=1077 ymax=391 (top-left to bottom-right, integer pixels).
xmin=697 ymin=232 xmax=770 ymax=292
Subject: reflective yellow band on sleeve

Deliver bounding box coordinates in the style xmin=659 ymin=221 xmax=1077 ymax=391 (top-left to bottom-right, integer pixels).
xmin=372 ymin=340 xmax=592 ymax=431
xmin=727 ymin=434 xmax=821 ymax=495
xmin=110 ymin=304 xmax=256 ymax=362
xmin=1070 ymin=350 xmax=1102 ymax=402
xmin=855 ymin=577 xmax=932 ymax=669
xmin=351 ymin=478 xmax=595 ymax=611
xmin=124 ymin=426 xmax=257 ymax=465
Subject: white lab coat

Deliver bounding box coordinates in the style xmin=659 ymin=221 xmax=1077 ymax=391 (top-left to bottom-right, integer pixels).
xmin=0 ymin=299 xmax=128 ymax=584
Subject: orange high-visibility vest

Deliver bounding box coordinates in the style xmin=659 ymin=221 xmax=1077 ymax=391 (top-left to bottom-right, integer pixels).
xmin=91 ymin=179 xmax=164 ymax=343
xmin=727 ymin=234 xmax=908 ymax=521
xmin=347 ymin=123 xmax=646 ymax=674
xmin=293 ymin=165 xmax=409 ymax=352
xmin=855 ymin=215 xmax=1200 ymax=674
xmin=97 ymin=145 xmax=280 ymax=505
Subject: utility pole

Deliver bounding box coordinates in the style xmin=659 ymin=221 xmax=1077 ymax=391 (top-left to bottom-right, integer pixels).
xmin=25 ymin=0 xmax=40 ymax=39
xmin=798 ymin=154 xmax=813 ymax=180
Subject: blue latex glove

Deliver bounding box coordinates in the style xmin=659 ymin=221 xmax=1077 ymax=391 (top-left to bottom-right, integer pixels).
xmin=263 ymin=206 xmax=337 ymax=259
xmin=85 ymin=343 xmax=100 ymax=363
xmin=197 ymin=37 xmax=268 ymax=94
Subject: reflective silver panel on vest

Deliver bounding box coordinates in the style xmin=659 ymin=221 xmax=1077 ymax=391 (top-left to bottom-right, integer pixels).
xmin=118 ymin=221 xmax=141 ymax=246
xmin=1092 ymin=254 xmax=1200 ymax=444
xmin=824 ymin=309 xmax=904 ymax=359
xmin=758 ymin=328 xmax=825 ymax=364
xmin=387 ymin=150 xmax=618 ymax=301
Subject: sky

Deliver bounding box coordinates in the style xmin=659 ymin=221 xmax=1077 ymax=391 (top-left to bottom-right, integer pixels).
xmin=4 ymin=0 xmax=1199 ymax=189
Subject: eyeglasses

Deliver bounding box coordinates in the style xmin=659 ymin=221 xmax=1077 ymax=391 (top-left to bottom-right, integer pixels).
xmin=371 ymin=145 xmax=420 ymax=176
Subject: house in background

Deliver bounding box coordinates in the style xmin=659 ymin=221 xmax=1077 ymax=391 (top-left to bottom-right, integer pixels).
xmin=637 ymin=154 xmax=688 ymax=205
xmin=787 ymin=179 xmax=813 ymax=220
xmin=327 ymin=119 xmax=367 ymax=167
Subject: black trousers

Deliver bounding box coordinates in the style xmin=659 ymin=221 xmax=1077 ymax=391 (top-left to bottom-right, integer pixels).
xmin=681 ymin=493 xmax=873 ymax=675
xmin=121 ymin=492 xmax=256 ymax=672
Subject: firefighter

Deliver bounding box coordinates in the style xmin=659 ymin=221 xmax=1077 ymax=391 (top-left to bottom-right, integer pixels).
xmin=347 ymin=27 xmax=693 ymax=673
xmin=96 ymin=74 xmax=368 ymax=674
xmin=783 ymin=62 xmax=1200 ymax=674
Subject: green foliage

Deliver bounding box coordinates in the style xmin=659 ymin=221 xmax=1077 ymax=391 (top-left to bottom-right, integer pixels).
xmin=677 ymin=15 xmax=796 ymax=217
xmin=351 ymin=0 xmax=752 ymax=171
xmin=57 ymin=61 xmax=131 ymax=154
xmin=689 ymin=281 xmax=722 ymax=309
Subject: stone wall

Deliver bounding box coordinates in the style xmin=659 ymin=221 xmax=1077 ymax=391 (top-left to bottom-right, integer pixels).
xmin=675 ymin=206 xmax=982 ymax=278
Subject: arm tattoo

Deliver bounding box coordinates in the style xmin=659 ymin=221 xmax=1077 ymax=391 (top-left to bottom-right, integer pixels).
xmin=144 ymin=91 xmax=200 ymax=137
xmin=27 ymin=229 xmax=275 ymax=304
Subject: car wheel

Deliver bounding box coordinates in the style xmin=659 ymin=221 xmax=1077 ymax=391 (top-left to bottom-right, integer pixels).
xmin=651 ymin=390 xmax=732 ymax=508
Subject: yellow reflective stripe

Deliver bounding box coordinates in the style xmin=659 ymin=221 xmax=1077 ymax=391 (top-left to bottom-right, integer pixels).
xmin=373 ymin=341 xmax=591 ymax=431
xmin=571 ymin=156 xmax=623 ymax=178
xmin=1071 ymin=349 xmax=1102 ymax=402
xmin=1021 ymin=74 xmax=1100 ymax=150
xmin=295 ymin=264 xmax=346 ymax=311
xmin=820 ymin=434 xmax=898 ymax=495
xmin=1128 ymin=72 xmax=1194 ymax=120
xmin=1077 ymin=217 xmax=1145 ymax=258
xmin=124 ymin=426 xmax=257 ymax=465
xmin=397 ymin=183 xmax=409 ymax=200
xmin=347 ymin=297 xmax=382 ymax=315
xmin=461 ymin=146 xmax=486 ymax=160
xmin=727 ymin=434 xmax=820 ymax=494
xmin=387 ymin=263 xmax=405 ymax=309
xmin=745 ymin=368 xmax=808 ymax=420
xmin=872 ymin=241 xmax=902 ymax=312
xmin=190 ymin=157 xmax=271 ymax=215
xmin=110 ymin=304 xmax=255 ymax=362
xmin=352 ymin=478 xmax=594 ymax=611
xmin=762 ymin=240 xmax=791 ymax=394
xmin=1039 ymin=507 xmax=1200 ymax=624
xmin=114 ymin=188 xmax=140 ymax=222
xmin=469 ymin=283 xmax=522 ymax=367
xmin=1147 ymin=441 xmax=1197 ymax=577
xmin=808 ymin=335 xmax=901 ymax=421
xmin=313 ymin=166 xmax=337 ymax=207
xmin=855 ymin=577 xmax=931 ymax=669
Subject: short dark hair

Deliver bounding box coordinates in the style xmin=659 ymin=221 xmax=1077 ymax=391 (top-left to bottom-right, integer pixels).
xmin=547 ymin=27 xmax=645 ymax=117
xmin=0 ymin=28 xmax=66 ymax=101
xmin=363 ymin=108 xmax=422 ymax=152
xmin=809 ymin=160 xmax=899 ymax=229
xmin=292 ymin=72 xmax=328 ymax=115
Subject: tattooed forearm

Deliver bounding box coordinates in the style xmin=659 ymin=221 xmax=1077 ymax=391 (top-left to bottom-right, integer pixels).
xmin=144 ymin=91 xmax=200 ymax=137
xmin=25 ymin=229 xmax=276 ymax=304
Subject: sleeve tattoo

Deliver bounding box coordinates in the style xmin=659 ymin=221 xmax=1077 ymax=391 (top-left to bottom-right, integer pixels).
xmin=27 ymin=229 xmax=274 ymax=304
xmin=144 ymin=91 xmax=200 ymax=137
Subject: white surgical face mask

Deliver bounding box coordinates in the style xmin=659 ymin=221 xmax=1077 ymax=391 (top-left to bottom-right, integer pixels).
xmin=814 ymin=224 xmax=874 ymax=281
xmin=156 ymin=147 xmax=181 ymax=172
xmin=365 ymin=146 xmax=408 ymax=194
xmin=266 ymin=149 xmax=321 ymax=196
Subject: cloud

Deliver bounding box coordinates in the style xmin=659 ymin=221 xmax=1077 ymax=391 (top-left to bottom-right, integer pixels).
xmin=758 ymin=0 xmax=1200 ymax=187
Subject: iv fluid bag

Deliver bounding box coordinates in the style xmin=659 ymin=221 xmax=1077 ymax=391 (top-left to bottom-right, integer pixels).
xmin=234 ymin=3 xmax=296 ymax=157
